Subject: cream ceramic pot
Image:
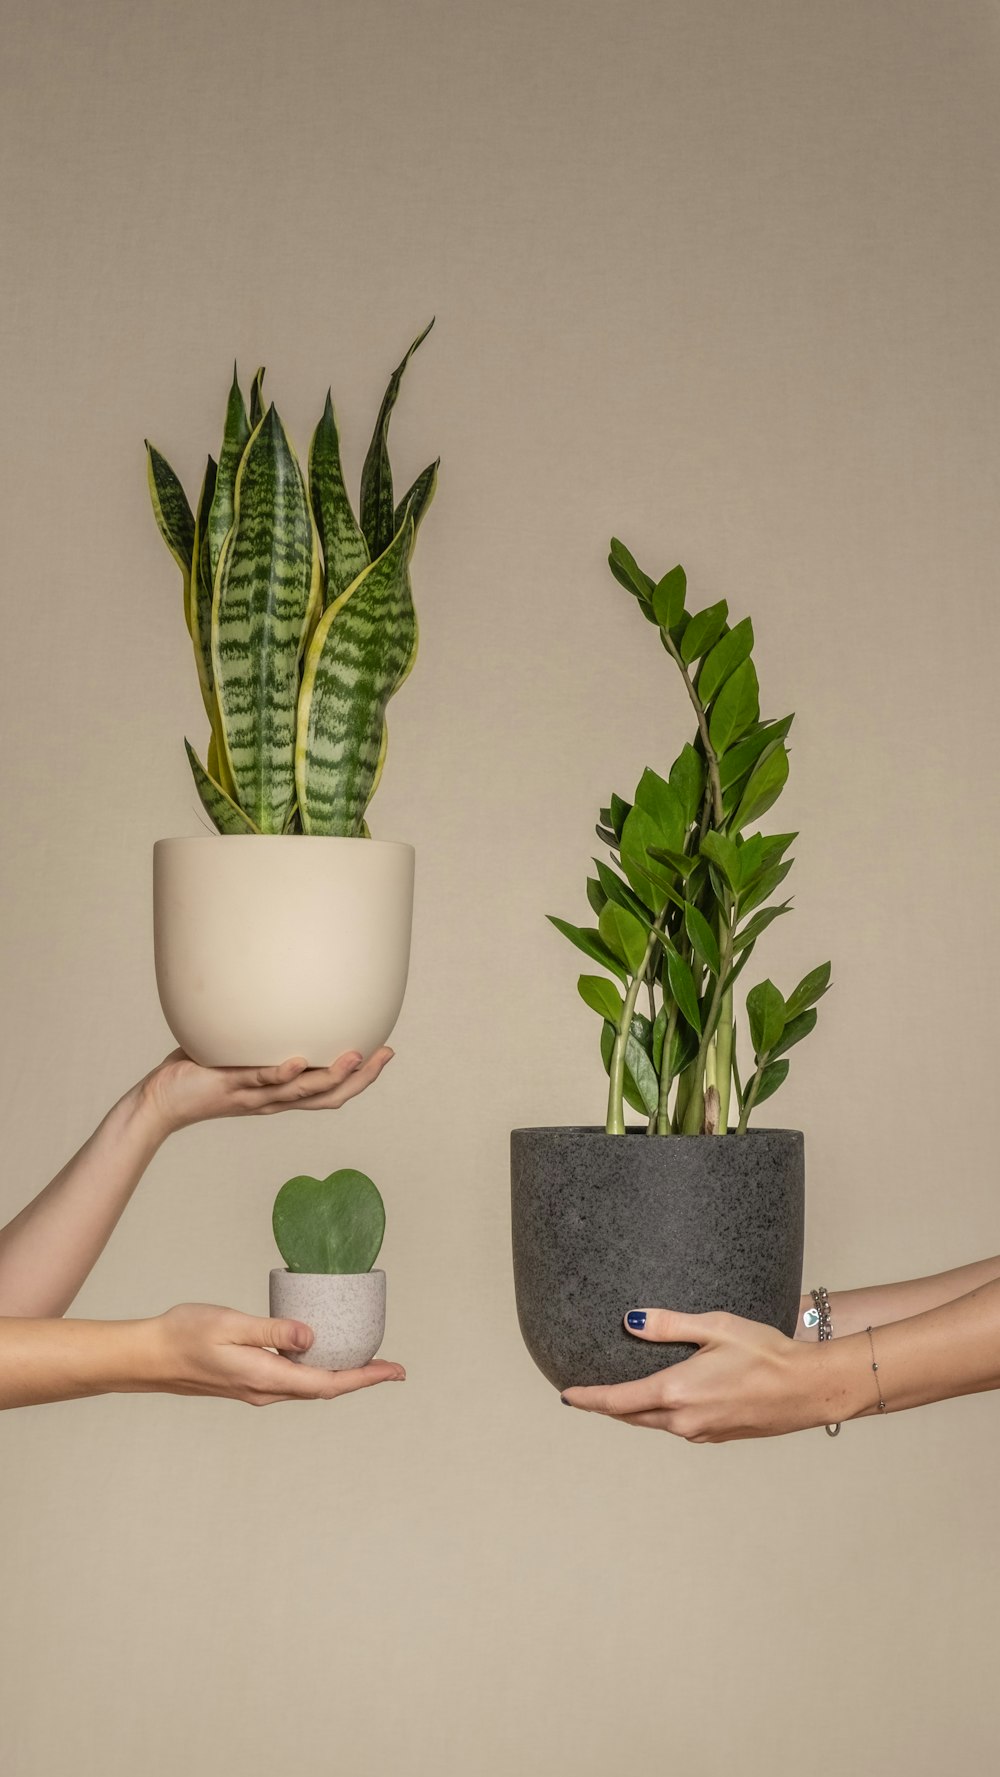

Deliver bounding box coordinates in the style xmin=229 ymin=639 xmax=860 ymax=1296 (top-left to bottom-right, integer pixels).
xmin=269 ymin=1269 xmax=386 ymax=1370
xmin=153 ymin=836 xmax=414 ymax=1066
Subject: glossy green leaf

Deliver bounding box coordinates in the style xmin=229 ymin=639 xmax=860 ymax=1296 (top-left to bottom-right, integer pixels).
xmin=769 ymin=1006 xmax=818 ymax=1061
xmin=753 ymin=1058 xmax=790 ymax=1106
xmin=746 ymin=979 xmax=786 ymax=1057
xmin=273 ymin=1168 xmax=385 ymax=1275
xmin=608 ymin=537 xmax=654 ymax=601
xmin=599 ymin=901 xmax=649 ymax=974
xmin=684 ymin=903 xmax=720 ymax=975
xmin=785 ymin=961 xmax=832 ymax=1020
xmin=732 ymin=900 xmax=792 ymax=953
xmin=652 ymin=565 xmax=686 ymax=630
xmin=360 ymin=319 xmax=434 ymax=559
xmin=669 ymin=743 xmax=706 ymax=825
xmin=699 ymin=616 xmax=754 ymax=705
xmin=651 ymin=1004 xmax=668 ymax=1072
xmin=700 ymin=830 xmax=741 ymax=892
xmin=739 ymin=858 xmax=794 ymax=917
xmin=718 ymin=715 xmax=794 ymax=791
xmin=184 ymin=739 xmax=258 ymax=835
xmin=309 ymin=391 xmax=370 ymax=603
xmin=732 ymin=742 xmax=789 ymax=832
xmin=709 ymin=657 xmax=760 ymax=755
xmin=213 ymin=405 xmax=319 ymax=833
xmin=208 ymin=366 xmax=251 ymax=595
xmin=681 ymin=599 xmax=729 ymax=664
xmin=548 ymin=917 xmax=628 ymax=983
xmin=609 ymin=793 xmax=633 ymax=839
xmin=578 ymin=974 xmax=625 ymax=1022
xmin=647 ymin=846 xmax=698 ymax=878
xmin=586 ymin=876 xmax=607 ymax=917
xmin=296 ymin=512 xmax=417 ymax=835
xmin=667 ymin=949 xmax=702 ymax=1034
xmin=601 ymin=1016 xmax=655 ymax=1118
xmin=634 ymin=767 xmax=686 ymax=850
xmin=594 ymin=861 xmax=653 ymax=924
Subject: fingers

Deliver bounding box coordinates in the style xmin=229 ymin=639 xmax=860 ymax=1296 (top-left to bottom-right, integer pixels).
xmin=277 ymin=1358 xmax=406 ymax=1399
xmin=239 ymin=1057 xmax=311 ymax=1091
xmin=622 ymin=1308 xmax=717 ymax=1346
xmin=229 ymin=1315 xmax=315 ymax=1354
xmin=561 ymin=1373 xmax=679 ymax=1417
xmin=271 ymin=1047 xmax=394 ymax=1113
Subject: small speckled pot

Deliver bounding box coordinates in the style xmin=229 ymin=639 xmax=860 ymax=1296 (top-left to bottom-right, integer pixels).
xmin=269 ymin=1269 xmax=386 ymax=1370
xmin=511 ymin=1127 xmax=804 ymax=1390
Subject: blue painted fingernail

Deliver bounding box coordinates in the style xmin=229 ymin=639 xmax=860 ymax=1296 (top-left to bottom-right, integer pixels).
xmin=560 ymin=1395 xmax=571 ymax=1406
xmin=626 ymin=1310 xmax=647 ymax=1330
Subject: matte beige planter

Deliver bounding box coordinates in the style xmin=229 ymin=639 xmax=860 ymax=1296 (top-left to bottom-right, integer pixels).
xmin=153 ymin=836 xmax=414 ymax=1066
xmin=269 ymin=1268 xmax=386 ymax=1369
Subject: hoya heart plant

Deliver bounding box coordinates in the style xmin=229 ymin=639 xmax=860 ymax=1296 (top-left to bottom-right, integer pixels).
xmin=272 ymin=1168 xmax=385 ymax=1276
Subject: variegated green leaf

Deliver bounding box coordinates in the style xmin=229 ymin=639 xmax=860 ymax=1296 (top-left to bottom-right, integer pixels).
xmin=185 ymin=740 xmax=258 ymax=835
xmin=208 ymin=366 xmax=250 ymax=595
xmin=296 ymin=513 xmax=417 ymax=836
xmin=146 ymin=443 xmax=195 ymax=630
xmin=393 ymin=457 xmax=440 ymax=541
xmin=359 ymin=319 xmax=434 ymax=559
xmin=249 ymin=366 xmax=265 ymax=430
xmin=309 ymin=391 xmax=369 ymax=603
xmin=212 ymin=405 xmax=320 ymax=833
xmin=190 ymin=455 xmax=217 ymax=717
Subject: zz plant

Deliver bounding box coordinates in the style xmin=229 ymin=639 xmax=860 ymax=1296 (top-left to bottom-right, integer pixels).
xmin=551 ymin=540 xmax=831 ymax=1137
xmin=146 ymin=325 xmax=437 ymax=837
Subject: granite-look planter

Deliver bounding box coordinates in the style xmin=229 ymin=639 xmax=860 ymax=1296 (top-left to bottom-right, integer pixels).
xmin=269 ymin=1268 xmax=386 ymax=1370
xmin=511 ymin=1127 xmax=804 ymax=1389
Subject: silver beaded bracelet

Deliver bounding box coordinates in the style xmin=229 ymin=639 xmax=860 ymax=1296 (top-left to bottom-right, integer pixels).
xmin=804 ymin=1285 xmax=841 ymax=1437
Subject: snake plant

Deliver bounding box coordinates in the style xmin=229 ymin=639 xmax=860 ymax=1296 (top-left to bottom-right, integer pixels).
xmin=551 ymin=541 xmax=831 ymax=1135
xmin=146 ymin=325 xmax=437 ymax=836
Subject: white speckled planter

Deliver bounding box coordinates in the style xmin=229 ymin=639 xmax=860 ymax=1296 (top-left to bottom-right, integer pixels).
xmin=269 ymin=1268 xmax=386 ymax=1370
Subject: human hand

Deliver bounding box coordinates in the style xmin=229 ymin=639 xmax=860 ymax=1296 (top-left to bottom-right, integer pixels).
xmin=560 ymin=1308 xmax=856 ymax=1442
xmin=135 ymin=1046 xmax=394 ymax=1139
xmin=135 ymin=1303 xmax=405 ymax=1405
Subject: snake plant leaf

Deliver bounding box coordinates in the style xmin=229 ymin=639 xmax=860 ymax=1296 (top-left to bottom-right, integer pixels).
xmin=184 ymin=740 xmax=259 ymax=835
xmin=308 ymin=391 xmax=370 ymax=604
xmin=208 ymin=366 xmax=251 ymax=596
xmin=145 ymin=443 xmax=195 ymax=629
xmin=190 ymin=455 xmax=218 ymax=717
xmin=296 ymin=512 xmax=416 ymax=836
xmin=249 ymin=366 xmax=266 ymax=430
xmin=360 ymin=319 xmax=434 ymax=559
xmin=393 ymin=457 xmax=440 ymax=540
xmin=213 ymin=404 xmax=320 ymax=833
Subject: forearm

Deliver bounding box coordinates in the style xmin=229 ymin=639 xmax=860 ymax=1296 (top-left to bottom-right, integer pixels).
xmin=0 ymin=1315 xmax=155 ymax=1409
xmin=809 ymin=1277 xmax=1000 ymax=1426
xmin=798 ymin=1253 xmax=1000 ymax=1341
xmin=0 ymin=1083 xmax=166 ymax=1317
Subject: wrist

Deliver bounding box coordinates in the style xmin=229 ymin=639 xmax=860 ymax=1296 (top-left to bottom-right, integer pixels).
xmin=800 ymin=1334 xmax=872 ymax=1427
xmin=125 ymin=1074 xmax=177 ymax=1148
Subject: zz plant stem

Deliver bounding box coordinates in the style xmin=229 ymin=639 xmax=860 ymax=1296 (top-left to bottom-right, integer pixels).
xmin=550 ymin=539 xmax=832 ymax=1137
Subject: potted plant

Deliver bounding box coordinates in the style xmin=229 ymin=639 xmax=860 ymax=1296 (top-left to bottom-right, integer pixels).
xmin=146 ymin=326 xmax=438 ymax=1064
xmin=270 ymin=1167 xmax=387 ymax=1369
xmin=511 ymin=541 xmax=832 ymax=1388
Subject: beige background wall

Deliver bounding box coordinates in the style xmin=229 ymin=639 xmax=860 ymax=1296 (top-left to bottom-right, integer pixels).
xmin=1 ymin=0 xmax=999 ymax=1770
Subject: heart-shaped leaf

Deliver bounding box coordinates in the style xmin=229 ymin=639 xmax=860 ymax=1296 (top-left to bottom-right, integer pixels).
xmin=273 ymin=1169 xmax=385 ymax=1275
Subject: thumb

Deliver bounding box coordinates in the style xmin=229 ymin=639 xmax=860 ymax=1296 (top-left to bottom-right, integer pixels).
xmin=623 ymin=1307 xmax=711 ymax=1346
xmin=232 ymin=1315 xmax=314 ymax=1354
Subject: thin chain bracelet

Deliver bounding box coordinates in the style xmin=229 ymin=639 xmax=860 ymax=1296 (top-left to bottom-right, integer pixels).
xmin=804 ymin=1286 xmax=841 ymax=1437
xmin=865 ymin=1325 xmax=887 ymax=1414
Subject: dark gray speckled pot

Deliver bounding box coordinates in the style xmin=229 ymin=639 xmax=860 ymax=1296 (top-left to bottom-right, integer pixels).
xmin=511 ymin=1126 xmax=804 ymax=1389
